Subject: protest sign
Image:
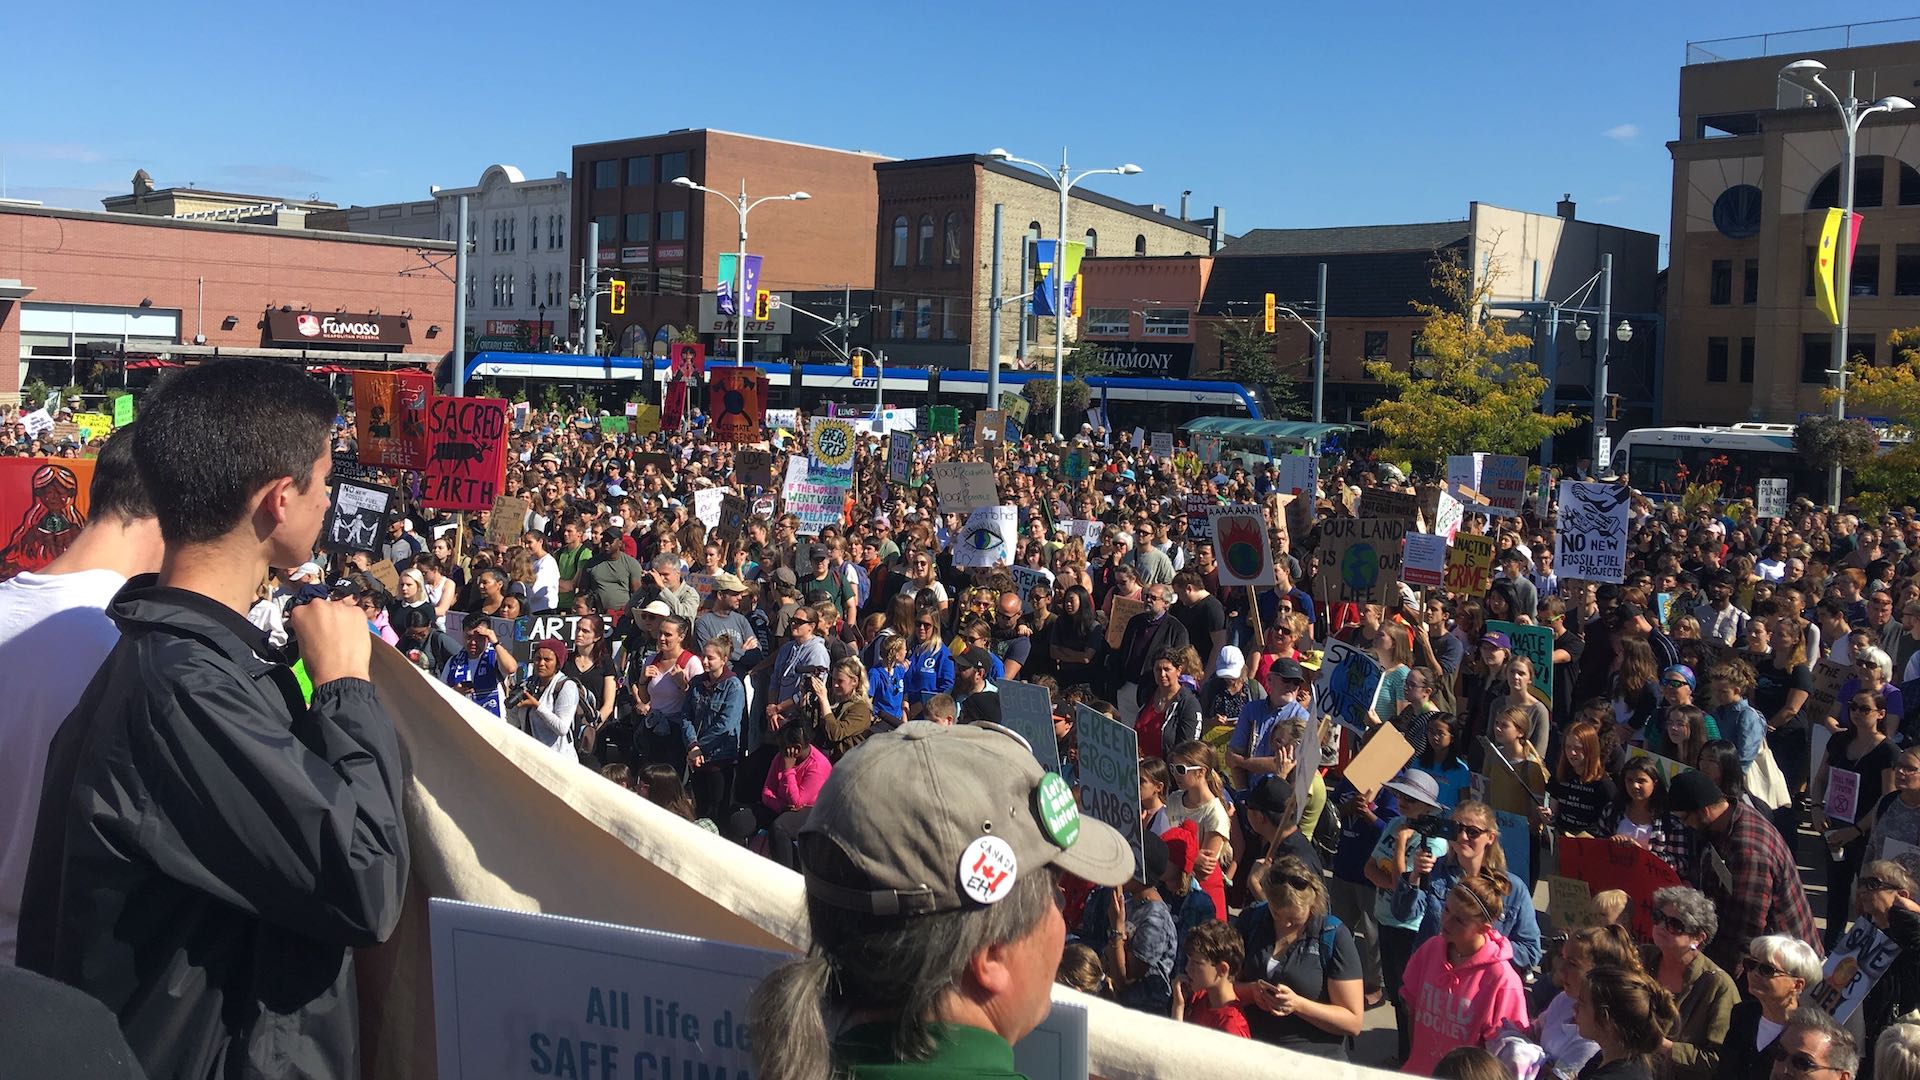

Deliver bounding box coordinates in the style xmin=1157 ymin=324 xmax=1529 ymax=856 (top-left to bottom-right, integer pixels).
xmin=1342 ymin=724 xmax=1415 ymax=799
xmin=522 ymin=610 xmax=584 ymax=644
xmin=1106 ymin=595 xmax=1148 ymax=650
xmin=1063 ymin=450 xmax=1088 ymax=481
xmin=512 ymin=401 xmax=530 ymax=432
xmin=932 ymin=462 xmax=999 ymax=514
xmin=1402 ymin=532 xmax=1448 ymax=588
xmin=428 ymin=899 xmax=1090 ymax=1080
xmin=1488 ymin=620 xmax=1553 ymax=706
xmin=1495 ymin=809 xmax=1532 ymax=881
xmin=1318 ymin=516 xmax=1408 ymax=606
xmin=973 ymin=409 xmax=1005 ymax=448
xmin=766 ymin=408 xmax=798 ymax=432
xmin=20 ymin=408 xmax=53 ymax=439
xmin=1010 ymin=566 xmax=1051 ymax=604
xmin=1556 ymin=835 xmax=1684 ymax=940
xmin=712 ymin=494 xmax=748 ymax=543
xmin=363 ymin=558 xmax=401 ymax=596
xmin=1358 ymin=488 xmax=1419 ymax=530
xmin=1208 ymin=503 xmax=1276 ymax=587
xmin=1185 ymin=494 xmax=1216 ymax=540
xmin=112 ymin=392 xmax=135 ymax=428
xmin=1802 ymin=658 xmax=1849 ymax=734
xmin=1555 ymin=481 xmax=1630 ymax=583
xmin=1757 ymin=477 xmax=1789 ymax=520
xmin=1825 ymin=767 xmax=1861 ymax=823
xmin=1149 ymin=432 xmax=1174 ymax=460
xmin=488 ymin=495 xmax=530 ymax=548
xmin=330 ymin=450 xmax=385 ymax=484
xmin=953 ymin=505 xmax=1017 ymax=568
xmin=599 ymin=415 xmax=628 ymax=435
xmin=1075 ymin=705 xmax=1144 ymax=881
xmin=1194 ymin=435 xmax=1221 ymax=464
xmin=632 ymin=403 xmax=661 ymax=437
xmin=1446 ymin=453 xmax=1481 ymax=495
xmin=887 ymin=430 xmax=913 ymax=485
xmin=0 ymin=457 xmax=95 ymax=580
xmin=999 ymin=392 xmax=1030 ymax=434
xmin=929 ymin=405 xmax=960 ymax=434
xmin=1546 ymin=876 xmax=1598 ymax=930
xmin=1654 ymin=592 xmax=1674 ymax=628
xmin=632 ymin=452 xmax=673 ymax=476
xmin=1131 ymin=427 xmax=1146 ymax=449
xmin=1626 ymin=746 xmax=1691 ymax=785
xmin=995 ymin=679 xmax=1063 ymax=775
xmin=353 ymin=370 xmax=434 ymax=470
xmin=1479 ymin=454 xmax=1527 ymax=517
xmin=322 ymin=480 xmax=397 ymax=554
xmin=1807 ymin=917 xmax=1903 ymax=1023
xmin=733 ymin=448 xmax=774 ymax=487
xmin=783 ymin=460 xmax=846 ymax=536
xmin=693 ymin=487 xmax=727 ymax=532
xmin=707 ymin=367 xmax=768 ymax=443
xmin=1314 ymin=639 xmax=1383 ymax=734
xmin=422 ymin=396 xmax=509 ymax=511
xmin=1431 ymin=485 xmax=1464 ymax=543
xmin=1445 ymin=533 xmax=1495 ymax=597
xmin=73 ymin=412 xmax=113 ymax=443
xmin=1277 ymin=456 xmax=1317 ymax=513
xmin=807 ymin=419 xmax=856 ymax=470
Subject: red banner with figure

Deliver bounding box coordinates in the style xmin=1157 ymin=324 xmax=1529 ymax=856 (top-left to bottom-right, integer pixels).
xmin=0 ymin=457 xmax=97 ymax=579
xmin=422 ymin=397 xmax=509 ymax=510
xmin=706 ymin=367 xmax=767 ymax=444
xmin=353 ymin=370 xmax=434 ymax=470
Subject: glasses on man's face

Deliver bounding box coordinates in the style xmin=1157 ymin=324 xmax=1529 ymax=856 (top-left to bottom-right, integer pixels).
xmin=1769 ymin=1047 xmax=1843 ymax=1076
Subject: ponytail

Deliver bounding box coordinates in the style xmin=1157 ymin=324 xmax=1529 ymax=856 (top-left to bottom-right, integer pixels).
xmin=746 ymin=956 xmax=834 ymax=1080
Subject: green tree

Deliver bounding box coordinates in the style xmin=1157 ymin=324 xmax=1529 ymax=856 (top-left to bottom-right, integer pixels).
xmin=1206 ymin=317 xmax=1308 ymax=420
xmin=1825 ymin=328 xmax=1920 ymax=505
xmin=1363 ymin=250 xmax=1575 ymax=464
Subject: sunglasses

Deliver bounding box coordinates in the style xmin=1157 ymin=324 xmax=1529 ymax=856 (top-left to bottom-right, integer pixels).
xmin=1652 ymin=911 xmax=1692 ymax=935
xmin=1742 ymin=958 xmax=1791 ymax=980
xmin=1455 ymin=823 xmax=1490 ymax=842
xmin=791 ymin=618 xmax=814 ymax=627
xmin=1171 ymin=763 xmax=1208 ymax=777
xmin=1270 ymin=873 xmax=1315 ymax=891
xmin=1661 ymin=679 xmax=1689 ymax=689
xmin=1857 ymin=875 xmax=1897 ymax=894
xmin=1769 ymin=1047 xmax=1844 ymax=1076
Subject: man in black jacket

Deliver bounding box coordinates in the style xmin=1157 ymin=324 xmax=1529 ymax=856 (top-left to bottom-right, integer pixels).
xmin=1108 ymin=583 xmax=1189 ymax=724
xmin=20 ymin=359 xmax=409 ymax=1080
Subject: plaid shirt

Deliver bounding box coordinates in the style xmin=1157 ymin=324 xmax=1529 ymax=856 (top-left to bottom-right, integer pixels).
xmin=1692 ymin=801 xmax=1820 ymax=971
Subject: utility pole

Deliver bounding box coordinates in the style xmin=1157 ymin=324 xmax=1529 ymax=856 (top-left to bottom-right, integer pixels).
xmin=1592 ymin=252 xmax=1612 ymax=472
xmin=988 ymin=203 xmax=1004 ymax=408
xmin=583 ymin=221 xmax=600 ymax=360
xmin=1313 ymin=262 xmax=1327 ymax=424
xmin=453 ymin=195 xmax=469 ymax=395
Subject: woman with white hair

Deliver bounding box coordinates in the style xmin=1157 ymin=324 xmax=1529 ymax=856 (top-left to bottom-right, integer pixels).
xmin=1711 ymin=934 xmax=1823 ymax=1080
xmin=1876 ymin=1025 xmax=1920 ymax=1080
xmin=1643 ymin=886 xmax=1737 ymax=1080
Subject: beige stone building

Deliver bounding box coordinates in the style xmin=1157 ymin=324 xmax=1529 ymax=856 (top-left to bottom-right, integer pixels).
xmin=100 ymin=169 xmax=337 ymax=227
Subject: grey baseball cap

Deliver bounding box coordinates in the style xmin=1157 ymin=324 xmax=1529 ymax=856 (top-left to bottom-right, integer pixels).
xmin=801 ymin=722 xmax=1133 ymax=916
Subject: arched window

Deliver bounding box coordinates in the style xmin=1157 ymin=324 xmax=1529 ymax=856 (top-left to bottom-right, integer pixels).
xmin=1808 ymin=155 xmax=1889 ymax=210
xmin=530 ymin=214 xmax=539 ymax=250
xmin=1902 ymin=161 xmax=1920 ymax=206
xmin=1134 ymin=234 xmax=1147 ymax=256
xmin=918 ymin=214 xmax=935 ymax=265
xmin=944 ymin=211 xmax=963 ymax=265
xmin=892 ymin=216 xmax=910 ymax=266
xmin=1083 ymin=228 xmax=1097 ymax=256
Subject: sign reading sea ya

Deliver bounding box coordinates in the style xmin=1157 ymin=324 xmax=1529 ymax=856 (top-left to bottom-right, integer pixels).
xmin=953 ymin=505 xmax=1017 ymax=568
xmin=1555 ymin=481 xmax=1631 ymax=584
xmin=422 ymin=396 xmax=509 ymax=511
xmin=1207 ymin=504 xmax=1276 ymax=587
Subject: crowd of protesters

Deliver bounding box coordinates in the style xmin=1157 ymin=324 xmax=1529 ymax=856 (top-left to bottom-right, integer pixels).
xmin=5 ymin=369 xmax=1920 ymax=1079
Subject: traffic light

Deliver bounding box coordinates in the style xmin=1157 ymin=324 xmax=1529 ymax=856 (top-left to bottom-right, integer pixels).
xmin=1607 ymin=393 xmax=1621 ymax=420
xmin=754 ymin=289 xmax=771 ymax=320
xmin=851 ymin=354 xmax=864 ymax=380
xmin=1263 ymin=292 xmax=1276 ymax=333
xmin=609 ymin=278 xmax=627 ymax=315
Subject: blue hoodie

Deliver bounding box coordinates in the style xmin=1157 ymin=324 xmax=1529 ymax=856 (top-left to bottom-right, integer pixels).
xmin=1391 ymin=861 xmax=1542 ymax=972
xmin=905 ymin=641 xmax=954 ymax=706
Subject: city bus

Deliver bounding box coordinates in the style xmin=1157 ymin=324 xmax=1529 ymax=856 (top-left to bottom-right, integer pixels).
xmin=444 ymin=350 xmax=1265 ymax=432
xmin=1613 ymin=423 xmax=1898 ymax=500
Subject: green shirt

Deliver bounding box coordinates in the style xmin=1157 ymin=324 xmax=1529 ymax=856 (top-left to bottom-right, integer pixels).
xmin=833 ymin=1023 xmax=1026 ymax=1080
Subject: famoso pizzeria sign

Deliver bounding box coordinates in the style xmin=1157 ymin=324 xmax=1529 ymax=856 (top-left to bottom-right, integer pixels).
xmin=266 ymin=309 xmax=413 ymax=347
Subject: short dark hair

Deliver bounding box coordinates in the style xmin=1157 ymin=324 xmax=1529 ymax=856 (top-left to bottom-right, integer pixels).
xmin=87 ymin=426 xmax=155 ymax=523
xmin=1182 ymin=919 xmax=1245 ymax=972
xmin=133 ymin=360 xmax=334 ymax=544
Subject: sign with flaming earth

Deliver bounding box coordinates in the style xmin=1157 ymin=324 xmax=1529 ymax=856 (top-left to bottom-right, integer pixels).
xmin=1206 ymin=504 xmax=1275 ymax=587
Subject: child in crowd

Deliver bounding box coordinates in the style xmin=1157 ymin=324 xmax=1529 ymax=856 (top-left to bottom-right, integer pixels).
xmin=1171 ymin=920 xmax=1251 ymax=1037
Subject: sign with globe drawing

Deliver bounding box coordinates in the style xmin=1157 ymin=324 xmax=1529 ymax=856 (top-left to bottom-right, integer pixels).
xmin=1205 ymin=504 xmax=1275 ymax=587
xmin=1318 ymin=515 xmax=1408 ymax=607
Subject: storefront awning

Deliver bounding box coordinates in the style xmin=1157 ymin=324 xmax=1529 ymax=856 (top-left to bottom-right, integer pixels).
xmin=127 ymin=358 xmax=185 ymax=369
xmin=1180 ymin=417 xmax=1358 ymax=443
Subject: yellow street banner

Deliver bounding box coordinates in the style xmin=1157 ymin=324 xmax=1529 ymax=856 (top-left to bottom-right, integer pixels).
xmin=1813 ymin=207 xmax=1860 ymax=326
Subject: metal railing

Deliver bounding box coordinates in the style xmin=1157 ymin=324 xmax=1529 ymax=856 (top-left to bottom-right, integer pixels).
xmin=1686 ymin=17 xmax=1920 ymax=65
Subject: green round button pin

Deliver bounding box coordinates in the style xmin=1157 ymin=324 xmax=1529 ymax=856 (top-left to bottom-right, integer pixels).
xmin=1034 ymin=772 xmax=1080 ymax=849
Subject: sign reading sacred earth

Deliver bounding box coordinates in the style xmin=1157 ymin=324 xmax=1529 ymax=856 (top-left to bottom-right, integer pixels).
xmin=421 ymin=397 xmax=509 ymax=511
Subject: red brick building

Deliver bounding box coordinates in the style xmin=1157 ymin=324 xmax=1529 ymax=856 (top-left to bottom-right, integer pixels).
xmin=0 ymin=205 xmax=456 ymax=401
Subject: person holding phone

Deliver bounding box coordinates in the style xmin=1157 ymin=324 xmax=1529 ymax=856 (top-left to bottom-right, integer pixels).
xmin=443 ymin=618 xmax=518 ymax=717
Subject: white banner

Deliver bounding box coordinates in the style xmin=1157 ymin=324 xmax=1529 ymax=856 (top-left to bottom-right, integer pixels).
xmin=1555 ymin=480 xmax=1631 ymax=583
xmin=953 ymin=505 xmax=1017 ymax=567
xmin=1757 ymin=477 xmax=1789 ymax=520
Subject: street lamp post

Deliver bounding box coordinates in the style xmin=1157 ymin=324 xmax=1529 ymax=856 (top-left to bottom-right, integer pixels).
xmin=986 ymin=147 xmax=1141 ymax=439
xmin=1573 ymin=306 xmax=1633 ymax=475
xmin=1780 ymin=58 xmax=1914 ymax=508
xmin=671 ymin=177 xmax=810 ymax=368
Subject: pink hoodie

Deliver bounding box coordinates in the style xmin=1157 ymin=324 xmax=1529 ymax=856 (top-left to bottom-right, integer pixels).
xmin=762 ymin=745 xmax=832 ymax=813
xmin=1401 ymin=929 xmax=1530 ymax=1077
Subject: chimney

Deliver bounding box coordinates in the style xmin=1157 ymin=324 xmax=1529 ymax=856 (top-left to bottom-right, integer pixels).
xmin=1210 ymin=206 xmax=1225 ymax=255
xmin=1557 ymin=193 xmax=1576 ymax=220
xmin=1180 ymin=190 xmax=1192 ymax=221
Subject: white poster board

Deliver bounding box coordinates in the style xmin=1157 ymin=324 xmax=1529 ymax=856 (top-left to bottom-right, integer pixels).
xmin=1554 ymin=481 xmax=1631 ymax=584
xmin=932 ymin=462 xmax=999 ymax=514
xmin=952 ymin=505 xmax=1017 ymax=567
xmin=1757 ymin=477 xmax=1789 ymax=520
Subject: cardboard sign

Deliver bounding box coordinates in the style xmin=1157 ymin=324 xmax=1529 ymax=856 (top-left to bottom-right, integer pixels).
xmin=324 ymin=480 xmax=398 ymax=554
xmin=932 ymin=462 xmax=999 ymax=514
xmin=1807 ymin=917 xmax=1903 ymax=1023
xmin=808 ymin=419 xmax=857 ymax=470
xmin=1757 ymin=477 xmax=1789 ymax=520
xmin=1314 ymin=638 xmax=1383 ymax=733
xmin=995 ymin=678 xmax=1063 ymax=775
xmin=733 ymin=449 xmax=774 ymax=488
xmin=1358 ymin=488 xmax=1420 ymax=529
xmin=953 ymin=505 xmax=1017 ymax=568
xmin=1556 ymin=835 xmax=1684 ymax=940
xmin=353 ymin=370 xmax=434 ymax=470
xmin=1149 ymin=432 xmax=1174 ymax=460
xmin=1626 ymin=746 xmax=1692 ymax=785
xmin=364 ymin=558 xmax=401 ymax=595
xmin=1802 ymin=658 xmax=1849 ymax=732
xmin=1445 ymin=534 xmax=1495 ymax=597
xmin=1319 ymin=516 xmax=1408 ymax=606
xmin=1546 ymin=875 xmax=1598 ymax=930
xmin=1555 ymin=481 xmax=1630 ymax=584
xmin=73 ymin=412 xmax=113 ymax=443
xmin=974 ymin=409 xmax=1005 ymax=447
xmin=0 ymin=457 xmax=96 ymax=580
xmin=599 ymin=415 xmax=628 ymax=435
xmin=632 ymin=403 xmax=661 ymax=437
xmin=887 ymin=430 xmax=914 ymax=485
xmin=1010 ymin=565 xmax=1051 ymax=604
xmin=693 ymin=487 xmax=727 ymax=532
xmin=1185 ymin=494 xmax=1216 ymax=540
xmin=1402 ymin=532 xmax=1448 ymax=588
xmin=1343 ymin=723 xmax=1415 ymax=800
xmin=1488 ymin=620 xmax=1553 ymax=706
xmin=1106 ymin=595 xmax=1148 ymax=650
xmin=488 ymin=495 xmax=531 ymax=549
xmin=707 ymin=367 xmax=768 ymax=444
xmin=1000 ymin=392 xmax=1030 ymax=436
xmin=1207 ymin=503 xmax=1276 ymax=587
xmin=1074 ymin=705 xmax=1144 ymax=882
xmin=422 ymin=396 xmax=509 ymax=511
xmin=713 ymin=495 xmax=748 ymax=543
xmin=632 ymin=452 xmax=673 ymax=476
xmin=1479 ymin=454 xmax=1527 ymax=517
xmin=1495 ymin=809 xmax=1532 ymax=881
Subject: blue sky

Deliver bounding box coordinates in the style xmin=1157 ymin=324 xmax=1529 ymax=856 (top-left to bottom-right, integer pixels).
xmin=6 ymin=1 xmax=1918 ymax=263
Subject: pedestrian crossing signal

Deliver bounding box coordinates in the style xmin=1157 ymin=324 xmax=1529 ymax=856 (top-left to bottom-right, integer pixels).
xmin=754 ymin=289 xmax=771 ymax=320
xmin=609 ymin=279 xmax=627 ymax=315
